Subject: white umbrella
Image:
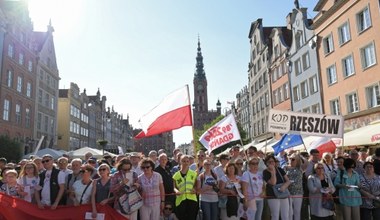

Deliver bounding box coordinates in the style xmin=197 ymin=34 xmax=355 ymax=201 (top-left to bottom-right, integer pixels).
xmin=24 ymin=148 xmax=66 ymax=159
xmin=68 ymin=147 xmax=116 ymax=159
xmin=341 ymin=120 xmax=380 ymax=146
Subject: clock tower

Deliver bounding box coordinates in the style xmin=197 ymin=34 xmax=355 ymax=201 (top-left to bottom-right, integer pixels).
xmin=193 ymin=37 xmax=221 ymax=130
xmin=193 ymin=37 xmax=208 ymax=113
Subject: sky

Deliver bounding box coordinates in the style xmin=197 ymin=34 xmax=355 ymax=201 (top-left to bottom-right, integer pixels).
xmin=28 ymin=0 xmax=317 ymax=146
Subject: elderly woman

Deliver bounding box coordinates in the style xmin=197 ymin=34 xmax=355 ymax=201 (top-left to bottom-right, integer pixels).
xmin=308 ymin=163 xmax=335 ymax=220
xmin=334 ymin=158 xmax=362 ymax=220
xmin=242 ymin=157 xmax=264 ymax=220
xmin=91 ymin=164 xmax=113 ymax=219
xmin=321 ymin=152 xmax=334 ymax=177
xmin=110 ymin=158 xmax=139 ymax=220
xmin=359 ymin=162 xmax=380 ymax=219
xmin=70 ymin=164 xmax=95 ymax=206
xmin=285 ymin=153 xmax=304 ymax=220
xmin=0 ymin=169 xmax=26 ymax=198
xmin=137 ymin=158 xmax=165 ymax=220
xmin=263 ymin=155 xmax=290 ymax=220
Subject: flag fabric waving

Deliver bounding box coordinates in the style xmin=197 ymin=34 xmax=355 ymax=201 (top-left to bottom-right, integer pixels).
xmin=199 ymin=114 xmax=241 ymax=152
xmin=135 ymin=85 xmax=192 ymax=139
xmin=308 ymin=136 xmax=337 ymax=154
xmin=272 ymin=134 xmax=303 ymax=155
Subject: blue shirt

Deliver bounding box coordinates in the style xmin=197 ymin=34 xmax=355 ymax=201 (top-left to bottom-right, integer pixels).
xmin=334 ymin=169 xmax=362 ymax=206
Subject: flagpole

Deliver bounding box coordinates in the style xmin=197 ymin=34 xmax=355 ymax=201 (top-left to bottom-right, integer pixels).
xmin=186 ymin=84 xmax=197 ymax=156
xmin=300 ymin=135 xmax=308 ymax=153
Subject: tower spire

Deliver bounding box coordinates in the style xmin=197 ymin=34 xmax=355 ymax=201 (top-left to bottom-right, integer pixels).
xmin=195 ymin=35 xmax=206 ymax=79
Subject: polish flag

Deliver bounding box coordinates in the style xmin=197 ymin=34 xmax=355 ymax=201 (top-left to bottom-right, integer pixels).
xmin=308 ymin=136 xmax=336 ymax=154
xmin=135 ymin=85 xmax=192 ymax=139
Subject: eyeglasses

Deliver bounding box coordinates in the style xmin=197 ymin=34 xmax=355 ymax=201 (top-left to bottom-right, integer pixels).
xmin=204 ymin=163 xmax=211 ymax=166
xmin=164 ymin=207 xmax=172 ymax=211
xmin=249 ymin=162 xmax=259 ymax=165
xmin=98 ymin=168 xmax=107 ymax=172
xmin=316 ymin=167 xmax=324 ymax=170
xmin=42 ymin=159 xmax=51 ymax=164
xmin=141 ymin=166 xmax=151 ymax=169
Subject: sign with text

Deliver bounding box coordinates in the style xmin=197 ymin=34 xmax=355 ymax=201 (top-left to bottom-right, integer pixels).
xmin=268 ymin=109 xmax=344 ymax=138
xmin=199 ymin=114 xmax=241 ymax=152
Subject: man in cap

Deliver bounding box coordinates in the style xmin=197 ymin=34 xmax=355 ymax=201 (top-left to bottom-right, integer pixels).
xmin=130 ymin=152 xmax=142 ymax=176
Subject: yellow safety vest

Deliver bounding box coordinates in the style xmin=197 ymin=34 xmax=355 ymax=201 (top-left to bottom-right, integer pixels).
xmin=173 ymin=169 xmax=197 ymax=206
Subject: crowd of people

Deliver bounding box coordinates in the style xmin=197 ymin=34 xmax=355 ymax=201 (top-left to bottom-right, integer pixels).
xmin=0 ymin=145 xmax=380 ymax=220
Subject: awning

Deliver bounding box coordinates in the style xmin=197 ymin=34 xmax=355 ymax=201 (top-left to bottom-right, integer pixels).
xmin=340 ymin=120 xmax=380 ymax=146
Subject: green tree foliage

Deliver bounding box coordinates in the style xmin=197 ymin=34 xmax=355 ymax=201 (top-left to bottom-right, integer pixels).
xmin=194 ymin=114 xmax=248 ymax=155
xmin=0 ymin=135 xmax=23 ymax=162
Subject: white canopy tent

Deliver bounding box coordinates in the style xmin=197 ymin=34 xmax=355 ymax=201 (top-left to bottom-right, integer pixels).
xmin=341 ymin=120 xmax=380 ymax=146
xmin=68 ymin=147 xmax=117 ymax=159
xmin=24 ymin=148 xmax=66 ymax=159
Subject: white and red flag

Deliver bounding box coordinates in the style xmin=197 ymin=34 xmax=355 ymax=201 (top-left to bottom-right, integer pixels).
xmin=308 ymin=136 xmax=337 ymax=154
xmin=135 ymin=85 xmax=192 ymax=139
xmin=199 ymin=114 xmax=241 ymax=152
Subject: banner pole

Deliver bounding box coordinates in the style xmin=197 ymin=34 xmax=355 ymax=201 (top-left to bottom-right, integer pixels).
xmin=300 ymin=135 xmax=308 ymax=153
xmin=186 ymin=84 xmax=197 ymax=157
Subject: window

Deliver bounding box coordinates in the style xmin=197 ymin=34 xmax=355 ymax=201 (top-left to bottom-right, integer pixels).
xmin=51 ymin=97 xmax=55 ymax=110
xmin=278 ymin=64 xmax=283 ymax=77
xmin=18 ymin=52 xmax=24 ymax=65
xmin=15 ymin=104 xmax=21 ymax=124
xmin=7 ymin=44 xmax=14 ymax=58
xmin=360 ymin=43 xmax=376 ymax=68
xmin=265 ymin=92 xmax=269 ymax=106
xmin=303 ymin=107 xmax=310 ymax=113
xmin=3 ymin=99 xmax=10 ymax=121
xmin=7 ymin=70 xmax=13 ymax=87
xmin=301 ymin=80 xmax=309 ymax=98
xmin=274 ymin=45 xmax=279 ymax=58
xmin=263 ymin=72 xmax=268 ymax=84
xmin=357 ymin=7 xmax=371 ymax=32
xmin=295 ymin=59 xmax=302 ymax=75
xmin=327 ymin=65 xmax=337 ymax=85
xmin=366 ymin=84 xmax=380 ymax=108
xmin=283 ymin=83 xmax=289 ymax=100
xmin=323 ymin=34 xmax=334 ymax=54
xmin=256 ymin=100 xmax=260 ymax=113
xmin=312 ymin=104 xmax=320 ymax=114
xmin=259 ymin=76 xmax=263 ymax=88
xmin=293 ymin=86 xmax=300 ymax=102
xmin=17 ymin=77 xmax=22 ymax=93
xmin=28 ymin=61 xmax=33 ymax=72
xmin=342 ymin=55 xmax=355 ymax=77
xmin=44 ymin=116 xmax=49 ymax=132
xmin=44 ymin=94 xmax=49 ymax=107
xmin=25 ymin=108 xmax=31 ymax=128
xmin=330 ymin=99 xmax=341 ymax=115
xmin=338 ymin=22 xmax=351 ymax=45
xmin=26 ymin=82 xmax=32 ymax=97
xmin=295 ymin=31 xmax=302 ymax=50
xmin=346 ymin=93 xmax=359 ymax=113
xmin=50 ymin=119 xmax=55 ymax=134
xmin=37 ymin=113 xmax=42 ymax=130
xmin=39 ymin=70 xmax=44 ymax=80
xmin=309 ymin=75 xmax=319 ymax=94
xmin=273 ymin=91 xmax=278 ymax=106
xmin=278 ymin=88 xmax=283 ymax=103
xmin=302 ymin=52 xmax=310 ymax=70
xmin=272 ymin=68 xmax=278 ymax=82
xmin=260 ymin=96 xmax=264 ymax=110
xmin=38 ymin=89 xmax=43 ymax=103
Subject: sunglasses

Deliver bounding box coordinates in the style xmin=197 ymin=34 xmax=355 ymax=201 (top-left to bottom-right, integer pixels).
xmin=141 ymin=166 xmax=151 ymax=169
xmin=98 ymin=168 xmax=107 ymax=172
xmin=42 ymin=159 xmax=51 ymax=164
xmin=164 ymin=207 xmax=172 ymax=211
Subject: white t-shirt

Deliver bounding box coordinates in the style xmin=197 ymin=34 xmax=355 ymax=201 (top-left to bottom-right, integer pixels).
xmin=198 ymin=174 xmax=219 ymax=202
xmin=17 ymin=176 xmax=40 ymax=202
xmin=241 ymin=171 xmax=264 ymax=200
xmin=40 ymin=170 xmax=66 ymax=205
xmin=213 ymin=165 xmax=225 ymax=181
xmin=72 ymin=180 xmax=93 ymax=205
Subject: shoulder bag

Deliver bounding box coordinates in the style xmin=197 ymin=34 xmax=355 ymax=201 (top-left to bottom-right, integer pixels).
xmin=272 ymin=168 xmax=290 ymax=199
xmin=118 ymin=186 xmax=143 ymax=214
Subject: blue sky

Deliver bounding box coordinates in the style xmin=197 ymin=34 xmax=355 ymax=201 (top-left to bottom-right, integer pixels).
xmin=28 ymin=0 xmax=317 ymax=146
